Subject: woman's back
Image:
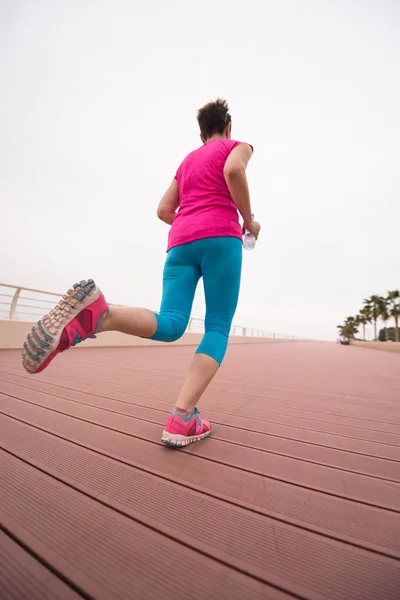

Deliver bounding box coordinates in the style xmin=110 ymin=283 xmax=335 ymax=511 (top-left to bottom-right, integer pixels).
xmin=168 ymin=139 xmax=243 ymax=250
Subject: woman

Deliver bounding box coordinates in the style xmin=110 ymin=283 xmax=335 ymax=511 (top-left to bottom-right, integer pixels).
xmin=22 ymin=98 xmax=261 ymax=447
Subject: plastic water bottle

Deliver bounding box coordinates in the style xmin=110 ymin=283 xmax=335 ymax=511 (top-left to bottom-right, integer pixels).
xmin=243 ymin=213 xmax=256 ymax=251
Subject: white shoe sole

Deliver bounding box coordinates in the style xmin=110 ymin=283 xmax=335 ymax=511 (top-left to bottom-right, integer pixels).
xmin=161 ymin=429 xmax=211 ymax=447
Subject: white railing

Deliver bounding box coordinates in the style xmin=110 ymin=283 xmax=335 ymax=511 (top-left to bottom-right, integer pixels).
xmin=0 ymin=283 xmax=61 ymax=321
xmin=0 ymin=283 xmax=297 ymax=340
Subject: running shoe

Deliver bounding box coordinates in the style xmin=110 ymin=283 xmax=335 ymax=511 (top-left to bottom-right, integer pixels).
xmin=22 ymin=279 xmax=109 ymax=374
xmin=161 ymin=407 xmax=211 ymax=447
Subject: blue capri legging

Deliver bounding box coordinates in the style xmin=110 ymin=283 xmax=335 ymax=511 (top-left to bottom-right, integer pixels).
xmin=150 ymin=236 xmax=242 ymax=364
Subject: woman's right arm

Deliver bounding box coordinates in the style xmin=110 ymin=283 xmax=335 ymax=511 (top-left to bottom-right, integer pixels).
xmin=157 ymin=179 xmax=179 ymax=225
xmin=223 ymin=143 xmax=259 ymax=237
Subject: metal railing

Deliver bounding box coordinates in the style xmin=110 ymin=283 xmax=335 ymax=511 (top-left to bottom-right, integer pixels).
xmin=0 ymin=283 xmax=297 ymax=340
xmin=187 ymin=317 xmax=296 ymax=339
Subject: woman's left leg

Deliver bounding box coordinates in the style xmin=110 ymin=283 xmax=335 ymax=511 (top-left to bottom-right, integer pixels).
xmin=174 ymin=237 xmax=242 ymax=411
xmin=161 ymin=237 xmax=242 ymax=446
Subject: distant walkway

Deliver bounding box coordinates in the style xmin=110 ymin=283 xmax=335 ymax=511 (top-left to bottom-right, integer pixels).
xmin=351 ymin=340 xmax=400 ymax=354
xmin=1 ymin=342 xmax=400 ymax=599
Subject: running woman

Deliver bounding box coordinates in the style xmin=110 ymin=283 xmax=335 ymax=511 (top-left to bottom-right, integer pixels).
xmin=22 ymin=98 xmax=261 ymax=447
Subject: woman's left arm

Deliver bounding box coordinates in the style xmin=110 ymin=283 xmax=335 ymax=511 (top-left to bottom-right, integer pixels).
xmin=157 ymin=179 xmax=179 ymax=225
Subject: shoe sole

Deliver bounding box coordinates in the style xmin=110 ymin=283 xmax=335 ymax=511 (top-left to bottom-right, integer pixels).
xmin=22 ymin=279 xmax=100 ymax=375
xmin=161 ymin=429 xmax=211 ymax=447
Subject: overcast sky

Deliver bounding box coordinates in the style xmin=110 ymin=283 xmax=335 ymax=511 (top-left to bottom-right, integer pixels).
xmin=1 ymin=0 xmax=399 ymax=340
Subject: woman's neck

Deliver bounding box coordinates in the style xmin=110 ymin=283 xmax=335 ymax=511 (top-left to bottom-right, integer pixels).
xmin=205 ymin=133 xmax=227 ymax=143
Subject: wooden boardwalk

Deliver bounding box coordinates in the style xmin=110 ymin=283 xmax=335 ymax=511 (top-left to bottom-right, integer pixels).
xmin=1 ymin=341 xmax=400 ymax=599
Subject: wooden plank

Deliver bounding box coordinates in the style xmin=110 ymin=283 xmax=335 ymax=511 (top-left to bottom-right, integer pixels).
xmin=1 ymin=341 xmax=400 ymax=600
xmin=2 ymin=393 xmax=400 ymax=510
xmin=1 ymin=373 xmax=399 ymax=481
xmin=0 ymin=452 xmax=293 ymax=600
xmin=2 ymin=414 xmax=400 ymax=561
xmin=0 ymin=530 xmax=82 ymax=600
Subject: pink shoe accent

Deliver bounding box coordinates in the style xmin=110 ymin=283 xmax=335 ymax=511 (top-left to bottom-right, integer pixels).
xmin=22 ymin=279 xmax=109 ymax=374
xmin=161 ymin=408 xmax=211 ymax=447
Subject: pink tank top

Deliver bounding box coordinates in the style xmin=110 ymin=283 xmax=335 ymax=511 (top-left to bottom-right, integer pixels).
xmin=167 ymin=139 xmax=250 ymax=251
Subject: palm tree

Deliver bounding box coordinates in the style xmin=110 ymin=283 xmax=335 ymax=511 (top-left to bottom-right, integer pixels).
xmin=357 ymin=307 xmax=371 ymax=341
xmin=338 ymin=317 xmax=359 ymax=341
xmin=387 ymin=290 xmax=400 ymax=342
xmin=346 ymin=316 xmax=358 ymax=328
xmin=363 ymin=295 xmax=382 ymax=340
xmin=378 ymin=297 xmax=390 ymax=341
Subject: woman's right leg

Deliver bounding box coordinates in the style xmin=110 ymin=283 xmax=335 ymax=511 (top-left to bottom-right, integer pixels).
xmin=100 ymin=307 xmax=158 ymax=337
xmin=101 ymin=245 xmax=201 ymax=340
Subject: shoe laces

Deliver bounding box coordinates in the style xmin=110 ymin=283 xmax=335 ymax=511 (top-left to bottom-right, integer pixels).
xmin=193 ymin=406 xmax=201 ymax=424
xmin=71 ymin=330 xmax=96 ymax=347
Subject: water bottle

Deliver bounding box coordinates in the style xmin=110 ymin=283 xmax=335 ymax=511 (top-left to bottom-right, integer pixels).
xmin=243 ymin=213 xmax=256 ymax=251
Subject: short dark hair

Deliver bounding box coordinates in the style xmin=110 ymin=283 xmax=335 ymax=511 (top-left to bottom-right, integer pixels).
xmin=197 ymin=98 xmax=231 ymax=140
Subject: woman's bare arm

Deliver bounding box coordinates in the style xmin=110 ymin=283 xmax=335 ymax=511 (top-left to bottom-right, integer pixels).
xmin=157 ymin=179 xmax=179 ymax=225
xmin=223 ymin=143 xmax=253 ymax=228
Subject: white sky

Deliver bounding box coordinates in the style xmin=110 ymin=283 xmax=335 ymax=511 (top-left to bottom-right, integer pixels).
xmin=1 ymin=0 xmax=399 ymax=340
